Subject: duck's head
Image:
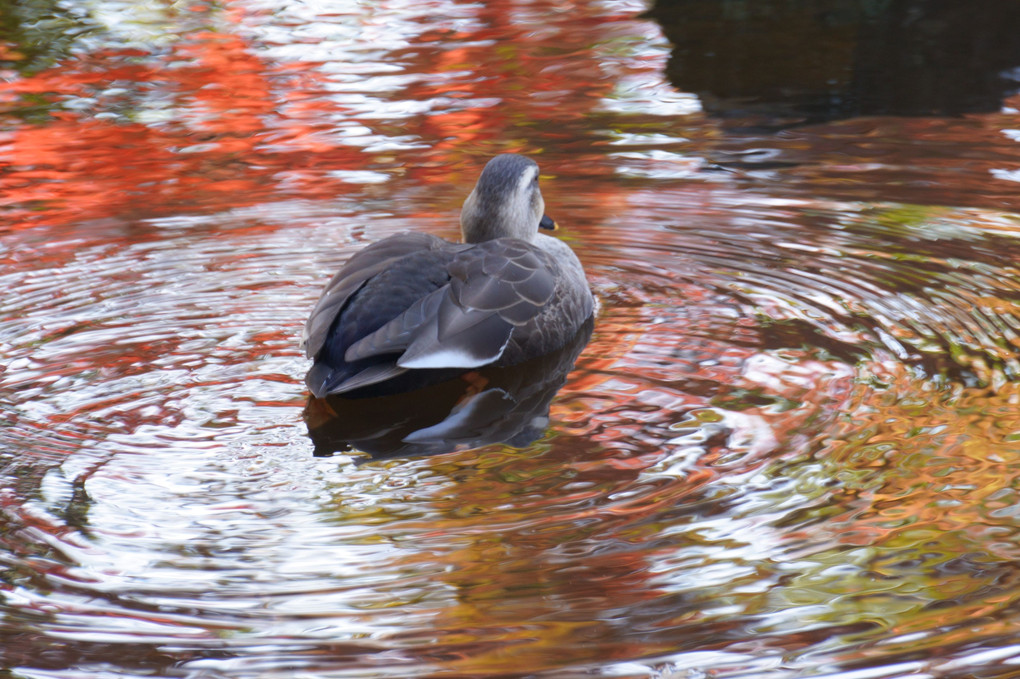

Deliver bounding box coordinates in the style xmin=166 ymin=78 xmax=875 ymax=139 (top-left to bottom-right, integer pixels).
xmin=460 ymin=154 xmax=556 ymax=244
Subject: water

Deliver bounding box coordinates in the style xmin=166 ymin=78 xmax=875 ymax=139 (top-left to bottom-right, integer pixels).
xmin=3 ymin=0 xmax=1020 ymax=677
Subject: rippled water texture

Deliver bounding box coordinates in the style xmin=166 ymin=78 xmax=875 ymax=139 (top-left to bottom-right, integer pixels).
xmin=4 ymin=1 xmax=1020 ymax=677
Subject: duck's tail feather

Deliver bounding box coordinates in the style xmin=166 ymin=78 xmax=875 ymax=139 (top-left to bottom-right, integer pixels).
xmin=306 ymin=360 xmax=409 ymax=398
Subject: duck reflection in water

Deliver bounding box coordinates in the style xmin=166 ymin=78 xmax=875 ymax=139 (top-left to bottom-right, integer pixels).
xmin=305 ymin=317 xmax=593 ymax=459
xmin=300 ymin=154 xmax=595 ymax=458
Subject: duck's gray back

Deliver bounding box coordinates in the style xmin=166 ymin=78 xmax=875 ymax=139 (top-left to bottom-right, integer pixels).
xmin=302 ymin=232 xmax=463 ymax=360
xmin=495 ymin=233 xmax=593 ymax=364
xmin=303 ymin=231 xmax=593 ymax=397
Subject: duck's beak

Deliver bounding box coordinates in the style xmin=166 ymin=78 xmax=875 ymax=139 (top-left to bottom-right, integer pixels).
xmin=539 ymin=214 xmax=558 ymax=231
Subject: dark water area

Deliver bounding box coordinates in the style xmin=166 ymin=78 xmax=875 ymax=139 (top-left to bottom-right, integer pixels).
xmin=649 ymin=0 xmax=1020 ymax=123
xmin=4 ymin=1 xmax=1020 ymax=677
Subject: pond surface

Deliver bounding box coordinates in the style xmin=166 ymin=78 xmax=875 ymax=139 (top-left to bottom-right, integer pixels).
xmin=4 ymin=1 xmax=1020 ymax=677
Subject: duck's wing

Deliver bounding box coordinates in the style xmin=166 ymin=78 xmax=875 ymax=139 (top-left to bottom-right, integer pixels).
xmin=302 ymin=232 xmax=451 ymax=359
xmin=343 ymin=239 xmax=556 ymax=369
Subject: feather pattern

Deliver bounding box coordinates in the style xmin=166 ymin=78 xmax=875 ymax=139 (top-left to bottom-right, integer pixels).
xmin=302 ymin=154 xmax=594 ymax=398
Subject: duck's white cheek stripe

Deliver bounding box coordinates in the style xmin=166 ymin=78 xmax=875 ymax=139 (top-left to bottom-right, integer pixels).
xmin=519 ymin=171 xmax=536 ymax=192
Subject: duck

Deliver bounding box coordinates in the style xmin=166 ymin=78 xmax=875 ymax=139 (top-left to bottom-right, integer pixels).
xmin=301 ymin=154 xmax=594 ymax=398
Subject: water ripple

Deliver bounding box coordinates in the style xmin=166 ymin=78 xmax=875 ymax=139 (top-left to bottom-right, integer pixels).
xmin=3 ymin=0 xmax=1020 ymax=677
